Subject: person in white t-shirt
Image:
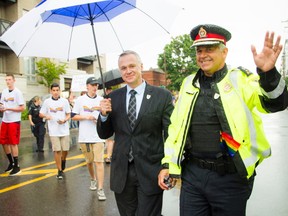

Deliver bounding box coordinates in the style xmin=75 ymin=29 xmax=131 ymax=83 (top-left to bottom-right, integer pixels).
xmin=0 ymin=74 xmax=25 ymax=176
xmin=71 ymin=77 xmax=106 ymax=201
xmin=40 ymin=83 xmax=71 ymax=180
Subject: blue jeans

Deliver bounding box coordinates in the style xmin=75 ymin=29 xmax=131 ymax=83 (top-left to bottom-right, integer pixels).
xmin=70 ymin=120 xmax=78 ymax=129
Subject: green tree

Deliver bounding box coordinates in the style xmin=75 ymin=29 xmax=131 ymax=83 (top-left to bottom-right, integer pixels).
xmin=36 ymin=58 xmax=67 ymax=91
xmin=157 ymin=34 xmax=199 ymax=91
xmin=285 ymin=76 xmax=288 ymax=86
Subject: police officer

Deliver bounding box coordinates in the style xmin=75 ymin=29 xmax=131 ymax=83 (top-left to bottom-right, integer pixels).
xmin=28 ymin=96 xmax=46 ymax=152
xmin=158 ymin=24 xmax=288 ymax=216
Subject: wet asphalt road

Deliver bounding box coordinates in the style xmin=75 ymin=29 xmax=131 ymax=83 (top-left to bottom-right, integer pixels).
xmin=0 ymin=129 xmax=120 ymax=216
xmin=246 ymin=111 xmax=288 ymax=216
xmin=162 ymin=110 xmax=288 ymax=216
xmin=1 ymin=110 xmax=288 ymax=216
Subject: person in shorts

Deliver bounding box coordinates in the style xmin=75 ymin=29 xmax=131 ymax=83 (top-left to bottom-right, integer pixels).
xmin=39 ymin=83 xmax=71 ymax=180
xmin=105 ymin=133 xmax=114 ymax=164
xmin=0 ymin=93 xmax=3 ymax=138
xmin=71 ymin=77 xmax=106 ymax=201
xmin=0 ymin=74 xmax=25 ymax=176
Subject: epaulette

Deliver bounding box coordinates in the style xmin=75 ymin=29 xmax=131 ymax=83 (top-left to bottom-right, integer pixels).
xmin=237 ymin=66 xmax=253 ymax=76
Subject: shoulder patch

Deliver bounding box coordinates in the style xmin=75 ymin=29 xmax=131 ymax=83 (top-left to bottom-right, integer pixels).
xmin=237 ymin=66 xmax=252 ymax=76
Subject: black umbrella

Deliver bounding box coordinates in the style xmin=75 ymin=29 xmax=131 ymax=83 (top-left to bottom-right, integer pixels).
xmin=98 ymin=69 xmax=124 ymax=89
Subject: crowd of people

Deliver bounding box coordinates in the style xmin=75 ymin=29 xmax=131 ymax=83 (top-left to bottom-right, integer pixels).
xmin=0 ymin=23 xmax=287 ymax=216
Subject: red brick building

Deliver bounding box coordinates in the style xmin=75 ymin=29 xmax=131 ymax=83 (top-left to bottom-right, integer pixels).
xmin=142 ymin=68 xmax=168 ymax=87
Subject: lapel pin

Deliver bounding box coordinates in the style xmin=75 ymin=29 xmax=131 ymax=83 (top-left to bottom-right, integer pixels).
xmin=214 ymin=93 xmax=220 ymax=99
xmin=147 ymin=94 xmax=151 ymax=99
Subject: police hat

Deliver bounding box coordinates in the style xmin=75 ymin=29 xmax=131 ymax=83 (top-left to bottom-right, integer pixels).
xmin=190 ymin=24 xmax=231 ymax=47
xmin=86 ymin=77 xmax=99 ymax=85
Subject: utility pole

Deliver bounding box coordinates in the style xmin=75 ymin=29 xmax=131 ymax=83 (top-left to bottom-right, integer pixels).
xmin=282 ymin=39 xmax=287 ymax=78
xmin=281 ymin=20 xmax=288 ymax=78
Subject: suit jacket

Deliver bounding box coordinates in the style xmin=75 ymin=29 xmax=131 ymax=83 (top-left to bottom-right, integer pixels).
xmin=97 ymin=83 xmax=174 ymax=195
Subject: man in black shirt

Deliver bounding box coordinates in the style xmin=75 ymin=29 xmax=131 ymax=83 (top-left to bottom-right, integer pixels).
xmin=28 ymin=96 xmax=46 ymax=152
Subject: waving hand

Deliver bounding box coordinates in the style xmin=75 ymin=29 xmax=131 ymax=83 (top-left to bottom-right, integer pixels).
xmin=251 ymin=31 xmax=283 ymax=72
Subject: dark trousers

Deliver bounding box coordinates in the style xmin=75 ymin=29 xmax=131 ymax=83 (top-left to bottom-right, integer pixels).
xmin=180 ymin=160 xmax=254 ymax=216
xmin=114 ymin=163 xmax=163 ymax=216
xmin=32 ymin=122 xmax=46 ymax=151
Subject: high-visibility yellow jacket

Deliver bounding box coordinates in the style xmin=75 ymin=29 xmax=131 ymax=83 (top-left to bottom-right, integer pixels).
xmin=162 ymin=67 xmax=287 ymax=179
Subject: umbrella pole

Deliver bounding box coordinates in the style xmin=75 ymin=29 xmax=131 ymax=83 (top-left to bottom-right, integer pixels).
xmin=88 ymin=4 xmax=107 ymax=96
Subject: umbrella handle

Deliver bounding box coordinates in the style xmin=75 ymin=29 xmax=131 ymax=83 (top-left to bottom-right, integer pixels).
xmin=103 ymin=94 xmax=111 ymax=114
xmin=103 ymin=94 xmax=110 ymax=99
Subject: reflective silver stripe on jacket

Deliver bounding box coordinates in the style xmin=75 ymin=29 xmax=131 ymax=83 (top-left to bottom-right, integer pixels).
xmin=229 ymin=71 xmax=270 ymax=167
xmin=261 ymin=78 xmax=286 ymax=99
xmin=169 ymin=75 xmax=194 ymax=165
xmin=176 ymin=76 xmax=194 ymax=116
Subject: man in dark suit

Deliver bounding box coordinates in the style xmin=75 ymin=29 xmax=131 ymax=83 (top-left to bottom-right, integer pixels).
xmin=97 ymin=50 xmax=174 ymax=216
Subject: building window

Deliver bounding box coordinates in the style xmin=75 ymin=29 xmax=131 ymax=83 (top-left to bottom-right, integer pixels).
xmin=64 ymin=78 xmax=72 ymax=91
xmin=0 ymin=55 xmax=4 ymax=73
xmin=24 ymin=57 xmax=36 ymax=83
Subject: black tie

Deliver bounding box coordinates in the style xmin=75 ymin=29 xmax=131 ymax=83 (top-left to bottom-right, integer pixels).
xmin=128 ymin=90 xmax=137 ymax=162
xmin=128 ymin=90 xmax=137 ymax=129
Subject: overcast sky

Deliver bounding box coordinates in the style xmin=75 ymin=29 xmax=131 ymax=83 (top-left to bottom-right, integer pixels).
xmin=105 ymin=0 xmax=288 ymax=73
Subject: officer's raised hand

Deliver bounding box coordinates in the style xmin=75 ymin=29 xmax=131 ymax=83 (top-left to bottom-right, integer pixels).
xmin=251 ymin=31 xmax=283 ymax=72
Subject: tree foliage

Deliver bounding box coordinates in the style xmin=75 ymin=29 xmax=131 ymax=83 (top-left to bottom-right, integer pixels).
xmin=36 ymin=58 xmax=67 ymax=91
xmin=157 ymin=34 xmax=199 ymax=91
xmin=285 ymin=76 xmax=288 ymax=86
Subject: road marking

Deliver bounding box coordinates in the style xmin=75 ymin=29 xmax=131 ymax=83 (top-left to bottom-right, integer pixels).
xmin=0 ymin=154 xmax=86 ymax=194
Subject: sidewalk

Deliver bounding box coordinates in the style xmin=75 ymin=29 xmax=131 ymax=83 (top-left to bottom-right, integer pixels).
xmin=20 ymin=120 xmax=33 ymax=139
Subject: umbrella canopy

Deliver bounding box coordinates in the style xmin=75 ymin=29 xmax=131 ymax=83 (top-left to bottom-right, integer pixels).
xmin=97 ymin=68 xmax=124 ymax=89
xmin=0 ymin=0 xmax=181 ymax=60
xmin=0 ymin=0 xmax=182 ymax=92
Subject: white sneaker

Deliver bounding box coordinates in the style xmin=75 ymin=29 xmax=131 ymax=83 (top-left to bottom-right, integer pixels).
xmin=97 ymin=189 xmax=106 ymax=201
xmin=90 ymin=179 xmax=97 ymax=191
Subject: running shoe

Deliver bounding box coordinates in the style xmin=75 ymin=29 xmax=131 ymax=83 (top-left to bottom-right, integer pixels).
xmin=97 ymin=189 xmax=106 ymax=201
xmin=90 ymin=179 xmax=97 ymax=191
xmin=56 ymin=170 xmax=63 ymax=180
xmin=5 ymin=163 xmax=14 ymax=173
xmin=9 ymin=165 xmax=21 ymax=176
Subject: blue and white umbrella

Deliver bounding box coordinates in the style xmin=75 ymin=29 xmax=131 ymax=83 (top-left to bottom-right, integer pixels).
xmin=0 ymin=0 xmax=182 ymax=92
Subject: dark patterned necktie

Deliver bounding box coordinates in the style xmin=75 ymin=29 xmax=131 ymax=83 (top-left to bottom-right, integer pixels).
xmin=128 ymin=89 xmax=137 ymax=162
xmin=128 ymin=90 xmax=137 ymax=129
